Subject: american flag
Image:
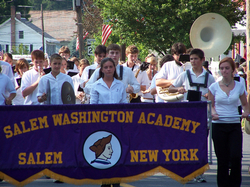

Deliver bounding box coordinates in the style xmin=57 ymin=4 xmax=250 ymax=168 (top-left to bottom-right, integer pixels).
xmin=102 ymin=24 xmax=112 ymax=45
xmin=76 ymin=31 xmax=89 ymax=51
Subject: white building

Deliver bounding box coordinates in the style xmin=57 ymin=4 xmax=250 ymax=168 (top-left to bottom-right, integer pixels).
xmin=0 ymin=10 xmax=59 ymax=56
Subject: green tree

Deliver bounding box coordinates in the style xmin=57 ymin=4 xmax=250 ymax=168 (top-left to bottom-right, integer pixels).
xmin=18 ymin=43 xmax=29 ymax=54
xmin=0 ymin=0 xmax=31 ymax=24
xmin=94 ymin=0 xmax=246 ymax=56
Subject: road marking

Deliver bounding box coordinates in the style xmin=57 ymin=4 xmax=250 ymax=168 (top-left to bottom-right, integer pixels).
xmin=121 ymin=183 xmax=135 ymax=187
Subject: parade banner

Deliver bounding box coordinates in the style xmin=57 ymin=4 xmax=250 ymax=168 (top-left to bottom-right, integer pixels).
xmin=0 ymin=102 xmax=209 ymax=186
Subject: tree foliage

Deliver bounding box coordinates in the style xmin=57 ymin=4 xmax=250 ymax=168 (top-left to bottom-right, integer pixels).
xmin=0 ymin=0 xmax=31 ymax=24
xmin=94 ymin=0 xmax=246 ymax=56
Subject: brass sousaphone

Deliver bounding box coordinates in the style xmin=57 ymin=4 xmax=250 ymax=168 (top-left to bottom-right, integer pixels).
xmin=158 ymin=13 xmax=232 ymax=102
xmin=190 ymin=13 xmax=232 ymax=58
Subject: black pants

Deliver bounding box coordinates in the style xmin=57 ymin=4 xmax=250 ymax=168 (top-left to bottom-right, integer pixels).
xmin=212 ymin=123 xmax=242 ymax=187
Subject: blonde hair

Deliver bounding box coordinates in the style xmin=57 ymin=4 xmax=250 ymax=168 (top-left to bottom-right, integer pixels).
xmin=146 ymin=56 xmax=157 ymax=65
xmin=125 ymin=45 xmax=139 ymax=55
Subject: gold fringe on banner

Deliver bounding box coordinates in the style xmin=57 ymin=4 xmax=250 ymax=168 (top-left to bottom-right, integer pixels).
xmin=0 ymin=164 xmax=210 ymax=187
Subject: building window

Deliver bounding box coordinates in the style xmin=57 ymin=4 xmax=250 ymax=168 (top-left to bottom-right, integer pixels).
xmin=19 ymin=31 xmax=24 ymax=39
xmin=30 ymin=44 xmax=33 ymax=53
xmin=5 ymin=45 xmax=9 ymax=52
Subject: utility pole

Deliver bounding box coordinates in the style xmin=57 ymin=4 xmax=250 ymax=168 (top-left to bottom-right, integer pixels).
xmin=41 ymin=4 xmax=44 ymax=52
xmin=75 ymin=0 xmax=83 ymax=59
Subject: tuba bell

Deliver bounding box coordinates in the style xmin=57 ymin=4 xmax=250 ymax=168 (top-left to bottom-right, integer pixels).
xmin=190 ymin=13 xmax=232 ymax=57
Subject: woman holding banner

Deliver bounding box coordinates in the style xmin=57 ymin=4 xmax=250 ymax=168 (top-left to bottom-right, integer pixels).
xmin=208 ymin=57 xmax=249 ymax=187
xmin=90 ymin=57 xmax=127 ymax=187
xmin=90 ymin=57 xmax=127 ymax=104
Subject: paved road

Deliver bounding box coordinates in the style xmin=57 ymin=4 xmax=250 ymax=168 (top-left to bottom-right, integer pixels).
xmin=1 ymin=132 xmax=250 ymax=187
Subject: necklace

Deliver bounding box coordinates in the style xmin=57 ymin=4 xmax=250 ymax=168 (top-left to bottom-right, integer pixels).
xmin=222 ymin=79 xmax=233 ymax=87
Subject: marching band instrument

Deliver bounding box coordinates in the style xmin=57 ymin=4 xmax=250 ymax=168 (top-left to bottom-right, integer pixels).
xmin=190 ymin=13 xmax=232 ymax=57
xmin=129 ymin=62 xmax=150 ymax=102
xmin=158 ymin=13 xmax=232 ymax=102
xmin=61 ymin=81 xmax=76 ymax=104
xmin=156 ymin=87 xmax=184 ymax=102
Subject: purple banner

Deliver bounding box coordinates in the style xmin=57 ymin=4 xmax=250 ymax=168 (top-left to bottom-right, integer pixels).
xmin=0 ymin=102 xmax=209 ymax=186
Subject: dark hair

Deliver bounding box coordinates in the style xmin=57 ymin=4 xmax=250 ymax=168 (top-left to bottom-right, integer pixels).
xmin=202 ymin=61 xmax=209 ymax=68
xmin=219 ymin=57 xmax=235 ymax=73
xmin=240 ymin=58 xmax=246 ymax=64
xmin=95 ymin=45 xmax=107 ymax=55
xmin=107 ymin=44 xmax=121 ymax=53
xmin=190 ymin=48 xmax=204 ymax=59
xmin=98 ymin=57 xmax=118 ymax=79
xmin=31 ymin=50 xmax=45 ymax=61
xmin=159 ymin=54 xmax=174 ymax=68
xmin=50 ymin=53 xmax=62 ymax=63
xmin=171 ymin=42 xmax=186 ymax=55
xmin=186 ymin=48 xmax=193 ymax=54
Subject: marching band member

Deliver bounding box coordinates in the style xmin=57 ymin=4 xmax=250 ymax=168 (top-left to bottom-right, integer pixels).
xmin=90 ymin=58 xmax=127 ymax=104
xmin=122 ymin=45 xmax=150 ymax=103
xmin=156 ymin=42 xmax=191 ymax=90
xmin=84 ymin=44 xmax=140 ymax=101
xmin=168 ymin=48 xmax=215 ymax=101
xmin=208 ymin=57 xmax=249 ymax=187
xmin=72 ymin=59 xmax=89 ymax=104
xmin=60 ymin=57 xmax=68 ymax=74
xmin=0 ymin=64 xmax=16 ymax=105
xmin=37 ymin=54 xmax=74 ymax=104
xmin=0 ymin=59 xmax=14 ymax=85
xmin=150 ymin=54 xmax=174 ymax=103
xmin=12 ymin=58 xmax=29 ymax=105
xmin=59 ymin=46 xmax=78 ymax=73
xmin=141 ymin=54 xmax=158 ymax=102
xmin=168 ymin=49 xmax=215 ymax=183
xmin=3 ymin=53 xmax=13 ymax=67
xmin=21 ymin=50 xmax=45 ymax=105
xmin=80 ymin=45 xmax=106 ymax=88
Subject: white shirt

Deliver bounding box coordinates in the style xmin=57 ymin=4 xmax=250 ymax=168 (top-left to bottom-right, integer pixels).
xmin=156 ymin=60 xmax=191 ymax=80
xmin=173 ymin=68 xmax=215 ymax=101
xmin=21 ymin=67 xmax=40 ymax=105
xmin=84 ymin=64 xmax=140 ymax=95
xmin=150 ymin=72 xmax=164 ymax=103
xmin=12 ymin=75 xmax=25 ymax=105
xmin=0 ymin=73 xmax=16 ymax=105
xmin=72 ymin=73 xmax=83 ymax=104
xmin=80 ymin=63 xmax=98 ymax=86
xmin=209 ymin=81 xmax=245 ymax=123
xmin=90 ymin=78 xmax=127 ymax=104
xmin=37 ymin=72 xmax=74 ymax=105
xmin=122 ymin=63 xmax=150 ymax=96
xmin=216 ymin=74 xmax=247 ymax=94
xmin=0 ymin=61 xmax=14 ymax=86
